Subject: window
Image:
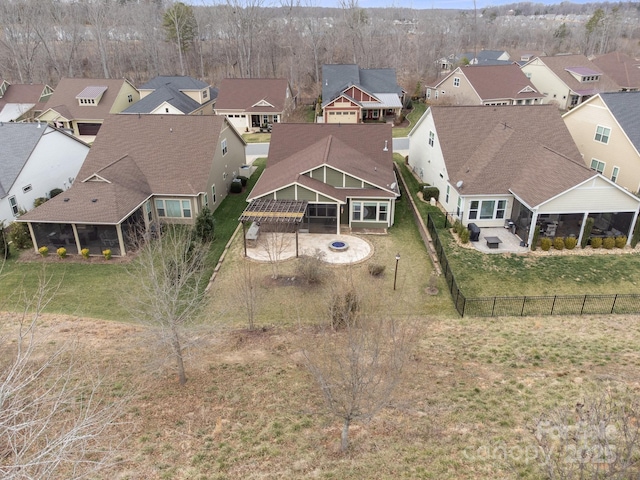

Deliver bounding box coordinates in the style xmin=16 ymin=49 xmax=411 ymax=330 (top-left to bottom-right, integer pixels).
xmin=445 ymin=185 xmax=450 ymax=203
xmin=570 ymin=95 xmax=579 ymax=106
xmin=456 ymin=197 xmax=462 ymax=216
xmin=434 ymin=90 xmax=439 ymax=100
xmin=165 ymin=107 xmax=169 ymax=113
xmin=203 ymin=89 xmax=208 ymax=99
xmin=145 ymin=201 xmax=152 ymax=221
xmin=203 ymin=193 xmax=208 ymax=207
xmin=426 ymin=88 xmax=431 ymax=99
xmin=594 ymin=126 xmax=610 ymax=144
xmin=611 ymin=166 xmax=619 ymax=183
xmin=263 ymin=115 xmax=269 ymax=124
xmin=353 ymin=203 xmax=362 ymax=221
xmin=468 ymin=199 xmax=505 ymax=220
xmin=453 ymin=77 xmax=460 ymax=87
xmin=428 ymin=131 xmax=435 ymax=147
xmin=372 ymin=110 xmax=379 ymax=118
xmin=9 ymin=196 xmax=18 ymax=216
xmin=211 ymin=185 xmax=216 ymax=204
xmin=590 ymin=158 xmax=605 ymax=174
xmin=221 ymin=138 xmax=228 ymax=156
xmin=127 ymin=94 xmax=133 ymax=103
xmin=155 ymin=199 xmax=191 ymax=218
xmin=22 ymin=184 xmax=32 ymax=193
xmin=351 ymin=201 xmax=389 ymax=222
xmin=223 ymin=172 xmax=227 ymax=181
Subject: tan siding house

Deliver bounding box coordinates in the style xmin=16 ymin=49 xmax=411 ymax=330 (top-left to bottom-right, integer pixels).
xmin=563 ymin=92 xmax=640 ymax=193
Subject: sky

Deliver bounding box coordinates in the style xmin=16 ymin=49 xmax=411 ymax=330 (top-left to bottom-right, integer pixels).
xmin=189 ymin=0 xmax=598 ymax=10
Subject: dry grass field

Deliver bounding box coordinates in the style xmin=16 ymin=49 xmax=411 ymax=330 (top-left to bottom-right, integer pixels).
xmin=5 ymin=309 xmax=640 ymax=479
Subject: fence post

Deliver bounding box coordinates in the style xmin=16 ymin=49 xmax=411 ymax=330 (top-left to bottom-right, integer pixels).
xmin=580 ymin=295 xmax=588 ymax=315
xmin=491 ymin=297 xmax=496 ymax=317
xmin=521 ymin=297 xmax=526 ymax=316
xmin=611 ymin=294 xmax=618 ymax=314
xmin=461 ymin=295 xmax=466 ymax=317
xmin=551 ymin=295 xmax=557 ymax=315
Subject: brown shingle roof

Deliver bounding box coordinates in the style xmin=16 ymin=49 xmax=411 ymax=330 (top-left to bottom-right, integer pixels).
xmin=458 ymin=64 xmax=543 ymax=101
xmin=431 ymin=105 xmax=594 ymax=207
xmin=533 ymin=54 xmax=620 ymax=94
xmin=249 ymin=123 xmax=396 ymax=201
xmin=20 ymin=114 xmax=229 ymax=224
xmin=40 ymin=78 xmax=134 ymax=120
xmin=215 ymin=78 xmax=289 ymax=112
xmin=0 ymin=83 xmax=50 ymax=111
xmin=591 ymin=52 xmax=640 ymax=90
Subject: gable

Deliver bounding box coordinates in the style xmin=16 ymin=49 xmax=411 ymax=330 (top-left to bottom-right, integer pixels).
xmin=324 ymin=95 xmax=359 ymax=108
xmin=343 ymin=85 xmax=377 ymax=102
xmin=252 ymin=98 xmax=275 ymax=108
xmin=538 ymin=175 xmax=640 ymax=212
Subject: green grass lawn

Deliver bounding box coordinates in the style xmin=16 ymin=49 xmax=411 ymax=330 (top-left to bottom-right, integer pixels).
xmin=241 ymin=132 xmax=271 ymax=143
xmin=395 ymin=155 xmax=640 ymax=298
xmin=392 ymin=102 xmax=427 ymax=138
xmin=0 ymin=161 xmax=266 ymax=321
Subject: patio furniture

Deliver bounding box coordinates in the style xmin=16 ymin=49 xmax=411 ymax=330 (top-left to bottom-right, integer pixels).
xmin=245 ymin=222 xmax=260 ymax=247
xmin=468 ymin=223 xmax=481 ymax=242
xmin=485 ymin=236 xmax=502 ymax=249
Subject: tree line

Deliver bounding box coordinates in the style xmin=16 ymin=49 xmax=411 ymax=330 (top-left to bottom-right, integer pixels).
xmin=0 ymin=1 xmax=638 ymax=98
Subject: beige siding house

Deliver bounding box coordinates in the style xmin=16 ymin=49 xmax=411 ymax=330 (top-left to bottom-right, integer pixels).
xmin=408 ymin=105 xmax=640 ymax=247
xmin=563 ymin=92 xmax=640 ymax=193
xmin=521 ymin=55 xmax=620 ymax=110
xmin=38 ymin=78 xmax=140 ymax=144
xmin=248 ymin=123 xmax=399 ymax=234
xmin=427 ymin=64 xmax=544 ymax=105
xmin=19 ymin=114 xmax=246 ymax=256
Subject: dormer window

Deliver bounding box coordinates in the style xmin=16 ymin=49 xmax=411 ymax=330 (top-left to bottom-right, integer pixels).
xmin=75 ymin=85 xmax=107 ymax=106
xmin=203 ymin=89 xmax=208 ymax=99
xmin=581 ymin=75 xmax=600 ymax=82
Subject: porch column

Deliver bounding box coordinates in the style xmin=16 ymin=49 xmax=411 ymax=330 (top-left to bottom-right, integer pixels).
xmin=336 ymin=204 xmax=341 ymax=235
xmin=242 ymin=222 xmax=247 ymax=257
xmin=116 ymin=224 xmax=126 ymax=256
xmin=71 ymin=224 xmax=81 ymax=254
xmin=527 ymin=210 xmax=539 ymax=247
xmin=27 ymin=222 xmax=38 ymax=254
xmin=577 ymin=212 xmax=590 ymax=248
xmin=628 ymin=209 xmax=640 ymax=246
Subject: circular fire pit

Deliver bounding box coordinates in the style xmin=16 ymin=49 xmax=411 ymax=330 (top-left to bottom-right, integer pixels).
xmin=328 ymin=240 xmax=349 ymax=252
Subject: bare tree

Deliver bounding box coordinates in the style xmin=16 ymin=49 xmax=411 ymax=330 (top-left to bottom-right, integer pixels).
xmin=531 ymin=388 xmax=640 ymax=480
xmin=126 ymin=226 xmax=209 ymax=386
xmin=303 ymin=284 xmax=414 ymax=451
xmin=0 ymin=272 xmax=128 ymax=479
xmin=258 ymin=226 xmax=293 ymax=279
xmin=232 ymin=259 xmax=261 ymax=330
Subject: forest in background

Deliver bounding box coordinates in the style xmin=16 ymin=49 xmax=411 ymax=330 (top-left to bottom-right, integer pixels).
xmin=0 ymin=0 xmax=638 ymax=98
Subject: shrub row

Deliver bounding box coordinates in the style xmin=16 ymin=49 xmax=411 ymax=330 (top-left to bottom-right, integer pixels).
xmin=539 ymin=236 xmax=627 ymax=251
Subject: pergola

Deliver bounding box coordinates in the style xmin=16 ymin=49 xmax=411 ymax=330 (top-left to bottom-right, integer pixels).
xmin=239 ymin=199 xmax=308 ymax=257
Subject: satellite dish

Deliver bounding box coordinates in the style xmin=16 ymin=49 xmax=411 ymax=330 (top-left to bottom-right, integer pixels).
xmin=456 ymin=180 xmax=464 ymax=188
xmin=390 ymin=182 xmax=397 ymax=190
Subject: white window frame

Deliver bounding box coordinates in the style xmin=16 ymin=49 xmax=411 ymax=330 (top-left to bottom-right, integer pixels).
xmin=211 ymin=184 xmax=217 ymax=204
xmin=9 ymin=196 xmax=18 ymax=216
xmin=221 ymin=138 xmax=228 ymax=156
xmin=203 ymin=193 xmax=208 ymax=207
xmin=468 ymin=199 xmax=506 ymax=220
xmin=594 ymin=125 xmax=610 ymax=144
xmin=445 ymin=185 xmax=450 ymax=203
xmin=22 ymin=184 xmax=32 ymax=193
xmin=453 ymin=77 xmax=460 ymax=87
xmin=590 ymin=158 xmax=605 ymax=174
xmin=155 ymin=199 xmax=192 ymax=218
xmin=428 ymin=131 xmax=435 ymax=147
xmin=611 ymin=166 xmax=620 ymax=183
xmin=351 ymin=201 xmax=389 ymax=223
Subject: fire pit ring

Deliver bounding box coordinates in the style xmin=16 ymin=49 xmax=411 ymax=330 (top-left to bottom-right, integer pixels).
xmin=328 ymin=240 xmax=349 ymax=252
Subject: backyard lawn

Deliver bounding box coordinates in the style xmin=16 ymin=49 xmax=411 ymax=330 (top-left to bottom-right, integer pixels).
xmin=393 ymin=101 xmax=427 ymax=138
xmin=395 ymin=157 xmax=640 ymax=298
xmin=0 ymin=161 xmax=266 ymax=321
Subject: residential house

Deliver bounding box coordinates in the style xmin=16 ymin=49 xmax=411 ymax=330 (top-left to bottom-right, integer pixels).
xmin=457 ymin=50 xmax=511 ymax=66
xmin=321 ymin=64 xmax=404 ymax=124
xmin=214 ymin=78 xmax=295 ymax=132
xmin=563 ymin=92 xmax=640 ymax=193
xmin=509 ymin=50 xmax=546 ymax=66
xmin=247 ymin=123 xmax=399 ymax=234
xmin=0 ymin=80 xmax=54 ymax=122
xmin=1 ymin=123 xmax=89 ymax=225
xmin=408 ymin=105 xmax=640 ymax=247
xmin=37 ymin=78 xmax=140 ymax=143
xmin=122 ymin=76 xmax=218 ymax=115
xmin=19 ymin=114 xmax=246 ymax=256
xmin=427 ymin=64 xmax=544 ymax=105
xmin=591 ymin=52 xmax=640 ymax=92
xmin=521 ymin=54 xmax=620 ymax=110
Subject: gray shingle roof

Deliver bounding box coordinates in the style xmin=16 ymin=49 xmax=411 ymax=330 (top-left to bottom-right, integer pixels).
xmin=0 ymin=123 xmax=46 ymax=198
xmin=599 ymin=92 xmax=640 ymax=152
xmin=139 ymin=76 xmax=208 ymax=91
xmin=322 ymin=65 xmax=403 ymax=107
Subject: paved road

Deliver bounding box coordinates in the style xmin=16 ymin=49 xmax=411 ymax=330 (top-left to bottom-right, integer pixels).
xmin=393 ymin=137 xmax=409 ymax=152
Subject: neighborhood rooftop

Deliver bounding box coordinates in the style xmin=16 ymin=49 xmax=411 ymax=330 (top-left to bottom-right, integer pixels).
xmin=599 ymin=91 xmax=640 ymax=152
xmin=321 ymin=64 xmax=403 ymax=107
xmin=0 ymin=123 xmax=48 ymax=198
xmin=214 ymin=78 xmax=289 ymax=112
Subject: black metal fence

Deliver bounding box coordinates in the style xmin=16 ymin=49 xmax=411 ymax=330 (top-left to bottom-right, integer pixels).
xmin=426 ymin=214 xmax=640 ymax=317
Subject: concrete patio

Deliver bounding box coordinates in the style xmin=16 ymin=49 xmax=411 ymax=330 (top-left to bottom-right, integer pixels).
xmin=245 ymin=233 xmax=373 ymax=264
xmin=471 ymin=227 xmax=529 ymax=254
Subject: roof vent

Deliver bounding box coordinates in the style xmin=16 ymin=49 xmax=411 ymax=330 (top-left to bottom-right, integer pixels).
xmin=63 ymin=198 xmax=70 ymax=202
xmin=383 ymin=140 xmax=389 ymax=152
xmin=91 ymin=198 xmax=98 ymax=203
